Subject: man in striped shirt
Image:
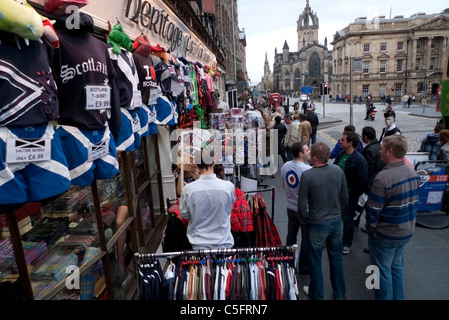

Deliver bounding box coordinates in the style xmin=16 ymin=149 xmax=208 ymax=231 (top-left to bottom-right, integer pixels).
xmin=365 ymin=135 xmax=420 ymax=300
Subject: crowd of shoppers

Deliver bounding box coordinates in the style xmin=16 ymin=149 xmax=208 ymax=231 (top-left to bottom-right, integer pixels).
xmin=180 ymin=97 xmax=427 ymax=301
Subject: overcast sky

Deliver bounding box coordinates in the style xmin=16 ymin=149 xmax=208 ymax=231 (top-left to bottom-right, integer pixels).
xmin=238 ymin=0 xmax=449 ymax=86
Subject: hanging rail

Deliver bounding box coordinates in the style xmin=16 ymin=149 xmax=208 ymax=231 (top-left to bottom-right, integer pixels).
xmin=135 ymin=244 xmax=297 ymax=260
xmin=243 ymin=186 xmax=276 ymax=220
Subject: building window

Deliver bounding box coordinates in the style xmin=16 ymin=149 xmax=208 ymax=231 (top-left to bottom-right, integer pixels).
xmin=379 ymin=60 xmax=387 ymax=73
xmin=380 ymin=43 xmax=387 ymax=51
xmin=362 ymin=84 xmax=370 ymax=97
xmin=397 ymin=59 xmax=404 ymax=72
xmin=417 ymin=41 xmax=421 ymax=50
xmin=294 ymin=68 xmax=301 ymax=90
xmin=363 ymin=61 xmax=370 ymax=74
xmin=431 ymin=39 xmax=436 ymax=49
xmin=309 ymin=52 xmax=321 ymax=77
xmin=397 ymin=42 xmax=404 ymax=51
xmin=417 ymin=82 xmax=424 ymax=93
xmin=379 ymin=84 xmax=386 ymax=98
xmin=363 ymin=44 xmax=370 ymax=53
xmin=395 ymin=83 xmax=402 ymax=97
xmin=430 ymin=58 xmax=435 ymax=71
xmin=415 ymin=58 xmax=421 ymax=71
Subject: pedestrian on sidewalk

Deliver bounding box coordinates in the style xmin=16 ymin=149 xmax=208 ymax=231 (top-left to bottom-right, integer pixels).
xmin=299 ymin=113 xmax=312 ymax=146
xmin=273 ymin=115 xmax=288 ymax=165
xmin=437 ymin=129 xmax=449 ymax=161
xmin=365 ymin=135 xmax=420 ymax=300
xmin=330 ymin=125 xmax=363 ymax=159
xmin=298 ymin=142 xmax=348 ymax=300
xmin=283 ymin=113 xmax=301 ymax=161
xmin=334 ymin=132 xmax=368 ymax=255
xmin=418 ymin=122 xmax=443 ymax=160
xmin=281 ymin=142 xmax=312 ymax=273
xmin=379 ymin=111 xmax=401 ymax=144
xmin=354 ymin=126 xmax=381 ymax=228
xmin=306 ymin=107 xmax=319 ymax=145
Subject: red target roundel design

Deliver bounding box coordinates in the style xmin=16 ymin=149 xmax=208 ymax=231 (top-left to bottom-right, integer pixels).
xmin=286 ymin=170 xmax=299 ymax=189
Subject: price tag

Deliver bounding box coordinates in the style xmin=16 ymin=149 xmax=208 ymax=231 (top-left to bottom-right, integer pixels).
xmin=148 ymin=89 xmax=158 ymax=106
xmin=87 ymin=139 xmax=109 ymax=162
xmin=133 ymin=90 xmax=143 ymax=109
xmin=132 ymin=116 xmax=141 ymax=133
xmin=85 ymin=85 xmax=111 ymax=110
xmin=148 ymin=110 xmax=157 ymax=123
xmin=6 ymin=138 xmax=51 ymax=163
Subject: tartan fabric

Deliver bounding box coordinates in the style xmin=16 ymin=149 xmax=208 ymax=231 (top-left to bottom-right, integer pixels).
xmin=80 ymin=247 xmax=101 ymax=300
xmin=230 ymin=188 xmax=253 ymax=233
xmin=253 ymin=194 xmax=282 ymax=247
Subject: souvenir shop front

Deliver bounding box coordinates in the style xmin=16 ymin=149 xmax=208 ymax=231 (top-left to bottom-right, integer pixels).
xmin=0 ymin=0 xmax=225 ymax=300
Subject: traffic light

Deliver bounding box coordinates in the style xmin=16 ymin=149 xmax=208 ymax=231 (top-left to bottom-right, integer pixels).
xmin=323 ymin=82 xmax=328 ymax=95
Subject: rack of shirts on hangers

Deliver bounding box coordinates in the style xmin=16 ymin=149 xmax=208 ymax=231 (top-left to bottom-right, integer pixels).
xmin=135 ymin=245 xmax=298 ymax=301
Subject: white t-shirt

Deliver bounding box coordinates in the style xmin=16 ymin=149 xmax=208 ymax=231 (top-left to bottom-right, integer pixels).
xmin=281 ymin=160 xmax=312 ymax=211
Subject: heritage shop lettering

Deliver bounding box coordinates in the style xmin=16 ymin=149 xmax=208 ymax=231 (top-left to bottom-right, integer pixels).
xmin=124 ymin=0 xmax=211 ymax=63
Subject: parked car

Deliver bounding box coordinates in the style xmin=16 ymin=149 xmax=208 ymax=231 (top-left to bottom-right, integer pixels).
xmin=299 ymin=94 xmax=309 ymax=102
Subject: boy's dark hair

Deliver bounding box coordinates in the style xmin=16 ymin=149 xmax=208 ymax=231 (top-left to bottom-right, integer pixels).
xmin=292 ymin=142 xmax=307 ymax=158
xmin=275 ymin=116 xmax=282 ymax=123
xmin=344 ymin=125 xmax=356 ymax=133
xmin=196 ymin=148 xmax=215 ymax=170
xmin=362 ymin=126 xmax=376 ymax=141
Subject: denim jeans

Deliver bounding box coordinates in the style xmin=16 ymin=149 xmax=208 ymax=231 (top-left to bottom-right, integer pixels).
xmin=286 ymin=148 xmax=294 ymax=161
xmin=368 ymin=234 xmax=410 ymax=300
xmin=310 ymin=133 xmax=317 ymax=145
xmin=342 ymin=197 xmax=357 ymax=248
xmin=286 ymin=209 xmax=310 ymax=273
xmin=307 ymin=218 xmax=346 ymax=300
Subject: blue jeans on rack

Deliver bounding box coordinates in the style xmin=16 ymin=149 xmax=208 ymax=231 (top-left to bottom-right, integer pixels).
xmin=368 ymin=234 xmax=409 ymax=300
xmin=307 ymin=217 xmax=346 ymax=300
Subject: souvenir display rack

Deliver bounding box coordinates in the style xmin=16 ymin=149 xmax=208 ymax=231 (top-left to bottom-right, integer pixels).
xmin=0 ymin=138 xmax=165 ymax=300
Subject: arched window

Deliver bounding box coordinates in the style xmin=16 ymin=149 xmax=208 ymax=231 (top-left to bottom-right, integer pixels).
xmin=294 ymin=68 xmax=301 ymax=90
xmin=309 ymin=52 xmax=320 ymax=77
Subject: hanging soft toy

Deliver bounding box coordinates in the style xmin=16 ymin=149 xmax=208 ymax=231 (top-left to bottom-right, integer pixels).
xmin=107 ymin=23 xmax=133 ymax=53
xmin=0 ymin=0 xmax=43 ymax=40
xmin=195 ymin=104 xmax=206 ymax=129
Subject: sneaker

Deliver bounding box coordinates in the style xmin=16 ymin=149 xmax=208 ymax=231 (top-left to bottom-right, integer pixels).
xmin=342 ymin=246 xmax=350 ymax=255
xmin=360 ymin=226 xmax=367 ymax=233
xmin=302 ymin=286 xmax=310 ymax=298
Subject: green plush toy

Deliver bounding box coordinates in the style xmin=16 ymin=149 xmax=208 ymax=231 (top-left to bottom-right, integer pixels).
xmin=195 ymin=104 xmax=206 ymax=129
xmin=0 ymin=0 xmax=43 ymax=40
xmin=107 ymin=24 xmax=133 ymax=54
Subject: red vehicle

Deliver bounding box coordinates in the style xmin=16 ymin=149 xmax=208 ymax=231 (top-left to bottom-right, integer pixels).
xmin=269 ymin=93 xmax=281 ymax=107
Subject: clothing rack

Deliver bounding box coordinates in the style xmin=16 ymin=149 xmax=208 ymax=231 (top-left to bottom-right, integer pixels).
xmin=243 ymin=186 xmax=276 ymax=220
xmin=135 ymin=244 xmax=297 ymax=260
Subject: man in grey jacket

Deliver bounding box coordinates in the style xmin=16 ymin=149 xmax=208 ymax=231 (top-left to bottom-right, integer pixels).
xmin=298 ymin=142 xmax=348 ymax=300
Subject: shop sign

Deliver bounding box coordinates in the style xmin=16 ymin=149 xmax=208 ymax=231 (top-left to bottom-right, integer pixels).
xmin=123 ymin=0 xmax=214 ymax=64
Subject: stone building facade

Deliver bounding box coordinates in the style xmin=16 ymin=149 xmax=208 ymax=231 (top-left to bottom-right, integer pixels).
xmin=331 ymin=9 xmax=449 ymax=102
xmin=272 ymin=0 xmax=332 ymax=96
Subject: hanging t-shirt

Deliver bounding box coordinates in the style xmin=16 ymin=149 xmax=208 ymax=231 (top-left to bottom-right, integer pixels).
xmin=52 ymin=14 xmax=121 ymax=137
xmin=0 ymin=31 xmax=59 ymax=127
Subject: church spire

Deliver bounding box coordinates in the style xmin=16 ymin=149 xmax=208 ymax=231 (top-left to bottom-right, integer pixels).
xmin=264 ymin=51 xmax=270 ymax=75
